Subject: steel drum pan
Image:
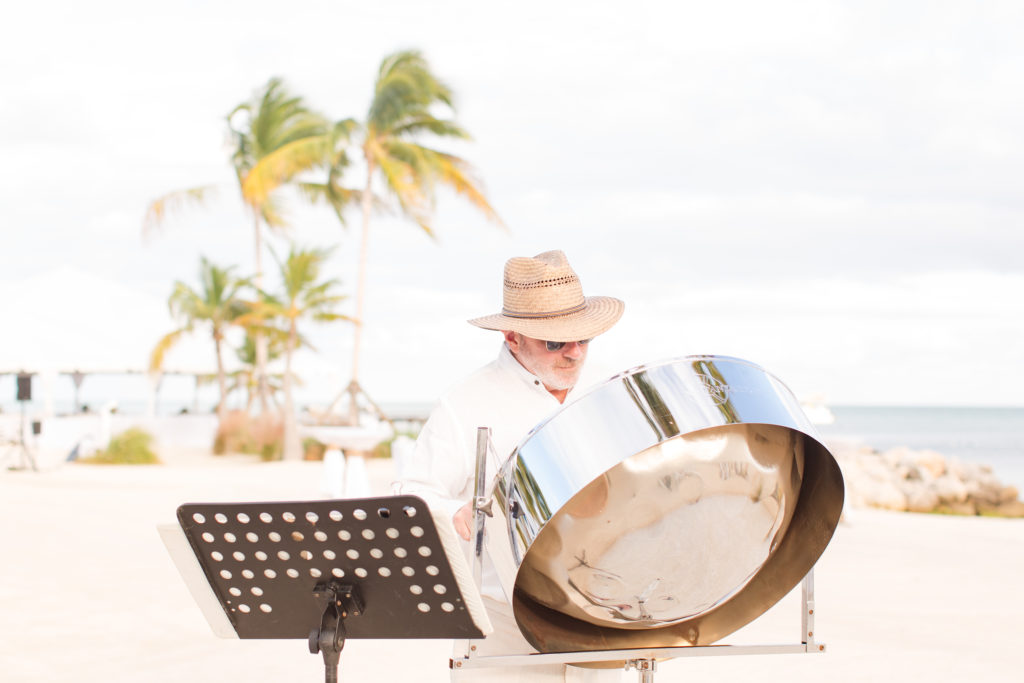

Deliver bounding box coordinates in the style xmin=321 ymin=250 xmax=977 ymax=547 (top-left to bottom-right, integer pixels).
xmin=483 ymin=356 xmax=845 ymax=655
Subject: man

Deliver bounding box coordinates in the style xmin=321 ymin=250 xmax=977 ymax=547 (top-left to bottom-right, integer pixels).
xmin=396 ymin=250 xmax=625 ymax=682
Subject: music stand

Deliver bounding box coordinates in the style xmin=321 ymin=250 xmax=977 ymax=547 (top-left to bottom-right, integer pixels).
xmin=160 ymin=495 xmax=491 ymax=683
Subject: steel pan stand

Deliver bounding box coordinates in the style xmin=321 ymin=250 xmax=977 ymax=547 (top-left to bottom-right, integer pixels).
xmin=461 ymin=427 xmax=827 ymax=682
xmin=162 ymin=496 xmax=489 ymax=683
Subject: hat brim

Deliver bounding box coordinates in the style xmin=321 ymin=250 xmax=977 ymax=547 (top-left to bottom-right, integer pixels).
xmin=467 ymin=296 xmax=624 ymax=342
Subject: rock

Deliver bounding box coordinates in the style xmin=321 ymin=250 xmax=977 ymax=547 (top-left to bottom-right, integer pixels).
xmin=994 ymin=500 xmax=1024 ymax=518
xmin=824 ymin=439 xmax=1021 ymax=517
xmin=902 ymin=482 xmax=940 ymax=513
xmin=940 ymin=501 xmax=977 ymax=516
xmin=931 ymin=474 xmax=969 ymax=505
xmin=999 ymin=485 xmax=1019 ymax=504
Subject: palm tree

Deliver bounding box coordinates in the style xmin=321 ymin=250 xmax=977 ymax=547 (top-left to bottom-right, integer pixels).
xmin=246 ymin=245 xmax=350 ymax=460
xmin=144 ymin=78 xmax=336 ymax=412
xmin=339 ymin=49 xmax=504 ymax=423
xmin=227 ymin=332 xmax=286 ymax=412
xmin=150 ymin=257 xmax=251 ymax=422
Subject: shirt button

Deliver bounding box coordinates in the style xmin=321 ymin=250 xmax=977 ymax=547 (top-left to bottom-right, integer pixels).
xmin=534 ymin=380 xmax=540 ymax=385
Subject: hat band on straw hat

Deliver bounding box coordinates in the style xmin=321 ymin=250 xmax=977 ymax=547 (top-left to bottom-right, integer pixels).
xmin=502 ymin=302 xmax=587 ymax=320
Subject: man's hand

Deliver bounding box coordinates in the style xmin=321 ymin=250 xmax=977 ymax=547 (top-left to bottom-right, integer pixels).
xmin=453 ymin=502 xmax=474 ymax=541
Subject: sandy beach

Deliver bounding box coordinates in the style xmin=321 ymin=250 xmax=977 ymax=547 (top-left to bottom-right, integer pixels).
xmin=2 ymin=451 xmax=1022 ymax=682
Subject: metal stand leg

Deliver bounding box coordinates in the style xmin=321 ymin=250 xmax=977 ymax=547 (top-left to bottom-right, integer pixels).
xmin=802 ymin=569 xmax=822 ymax=651
xmin=626 ymin=658 xmax=657 ymax=682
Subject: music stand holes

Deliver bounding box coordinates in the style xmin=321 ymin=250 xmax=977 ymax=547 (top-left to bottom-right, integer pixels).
xmin=332 ymin=568 xmax=345 ymax=578
xmin=259 ymin=604 xmax=272 ymax=613
xmin=254 ymin=551 xmax=268 ymax=561
xmin=264 ymin=569 xmax=277 ymax=579
xmin=251 ymin=586 xmax=263 ymax=596
xmin=417 ymin=603 xmax=430 ymax=613
xmin=378 ymin=507 xmax=391 ymax=519
xmin=237 ymin=513 xmax=250 ymax=524
xmin=242 ymin=570 xmax=255 ymax=580
xmin=401 ymin=566 xmax=415 ymax=577
xmin=300 ymin=550 xmax=313 ymax=561
xmin=394 ymin=547 xmax=408 ymax=559
xmin=210 ymin=551 xmax=224 ymax=562
xmin=403 ymin=506 xmax=417 ymax=518
xmin=324 ymin=550 xmax=336 ymax=561
xmin=314 ymin=531 xmax=328 ymax=542
xmin=282 ymin=512 xmax=296 ymax=523
xmin=192 ymin=513 xmax=206 ymax=524
xmin=329 ymin=510 xmax=343 ymax=522
xmin=370 ymin=548 xmax=383 ymax=559
xmin=441 ymin=602 xmax=455 ymax=613
xmin=224 ymin=533 xmax=237 ymax=543
xmin=434 ymin=584 xmax=447 ymax=595
xmin=353 ymin=509 xmax=368 ymax=521
xmin=215 ymin=513 xmax=228 ymax=524
xmin=246 ymin=532 xmax=259 ymax=543
xmin=306 ymin=512 xmax=319 ymax=524
xmin=409 ymin=584 xmax=423 ymax=595
xmin=229 ymin=587 xmax=242 ymax=597
xmin=418 ymin=546 xmax=432 ymax=557
xmin=202 ymin=532 xmax=215 ymax=543
xmin=426 ymin=565 xmax=439 ymax=576
xmin=291 ymin=531 xmax=305 ymax=542
xmin=355 ymin=568 xmax=368 ymax=578
xmin=269 ymin=532 xmax=281 ymax=542
xmin=346 ymin=549 xmax=359 ymax=560
xmin=385 ymin=528 xmax=400 ymax=539
xmin=379 ymin=567 xmax=391 ymax=578
xmin=310 ymin=568 xmax=322 ymax=578
xmin=259 ymin=512 xmax=273 ymax=523
xmin=287 ymin=568 xmax=300 ymax=578
xmin=338 ymin=530 xmax=351 ymax=541
xmin=362 ymin=529 xmax=375 ymax=541
xmin=238 ymin=604 xmax=251 ymax=614
xmin=278 ymin=551 xmax=291 ymax=561
xmin=232 ymin=551 xmax=245 ymax=562
xmin=220 ymin=570 xmax=232 ymax=580
xmin=410 ymin=526 xmax=424 ymax=538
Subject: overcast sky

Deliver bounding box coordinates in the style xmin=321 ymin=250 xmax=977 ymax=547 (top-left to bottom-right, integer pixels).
xmin=2 ymin=0 xmax=1022 ymax=408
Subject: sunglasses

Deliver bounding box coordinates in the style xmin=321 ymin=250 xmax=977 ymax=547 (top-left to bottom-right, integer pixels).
xmin=544 ymin=339 xmax=591 ymax=352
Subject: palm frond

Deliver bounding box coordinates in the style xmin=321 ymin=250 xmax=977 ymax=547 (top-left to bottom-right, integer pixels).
xmin=149 ymin=329 xmax=187 ymax=373
xmin=142 ymin=185 xmax=217 ymax=238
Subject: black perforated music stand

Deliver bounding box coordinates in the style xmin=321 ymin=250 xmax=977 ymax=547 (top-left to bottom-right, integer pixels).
xmin=166 ymin=495 xmax=487 ymax=683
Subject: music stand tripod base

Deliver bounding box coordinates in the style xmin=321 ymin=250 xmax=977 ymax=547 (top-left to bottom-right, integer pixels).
xmin=162 ymin=495 xmax=491 ymax=683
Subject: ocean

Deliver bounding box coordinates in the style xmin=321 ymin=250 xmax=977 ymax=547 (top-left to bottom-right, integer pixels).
xmin=4 ymin=395 xmax=1022 ymax=492
xmin=816 ymin=406 xmax=1024 ymax=491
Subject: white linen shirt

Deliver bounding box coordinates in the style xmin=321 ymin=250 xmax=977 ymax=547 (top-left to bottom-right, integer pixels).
xmin=395 ymin=342 xmax=592 ymax=600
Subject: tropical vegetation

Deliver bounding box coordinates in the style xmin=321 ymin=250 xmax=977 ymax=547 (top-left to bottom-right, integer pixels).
xmin=145 ymin=48 xmax=501 ymax=458
xmin=241 ymin=245 xmax=349 ymax=460
xmin=339 ymin=49 xmax=503 ymax=422
xmin=149 ymin=257 xmax=250 ymax=422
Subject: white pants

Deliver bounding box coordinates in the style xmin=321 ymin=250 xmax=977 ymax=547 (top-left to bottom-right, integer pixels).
xmin=451 ymin=597 xmax=626 ymax=683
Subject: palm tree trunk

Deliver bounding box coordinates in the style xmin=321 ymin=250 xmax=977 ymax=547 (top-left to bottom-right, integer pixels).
xmin=347 ymin=161 xmax=375 ymax=424
xmin=214 ymin=333 xmax=228 ymax=423
xmin=252 ymin=213 xmax=271 ymax=415
xmin=282 ymin=322 xmax=302 ymax=460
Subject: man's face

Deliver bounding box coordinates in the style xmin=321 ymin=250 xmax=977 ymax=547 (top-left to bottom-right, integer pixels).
xmin=506 ymin=332 xmax=588 ymax=391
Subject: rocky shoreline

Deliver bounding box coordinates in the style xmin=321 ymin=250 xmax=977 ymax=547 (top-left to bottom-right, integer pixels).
xmin=827 ymin=440 xmax=1024 ymax=517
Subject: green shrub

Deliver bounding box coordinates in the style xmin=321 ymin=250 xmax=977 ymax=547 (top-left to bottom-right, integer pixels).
xmin=303 ymin=438 xmax=327 ymax=461
xmin=81 ymin=427 xmax=161 ymax=465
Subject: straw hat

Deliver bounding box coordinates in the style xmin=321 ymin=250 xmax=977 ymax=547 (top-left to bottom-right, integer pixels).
xmin=468 ymin=250 xmax=624 ymax=342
